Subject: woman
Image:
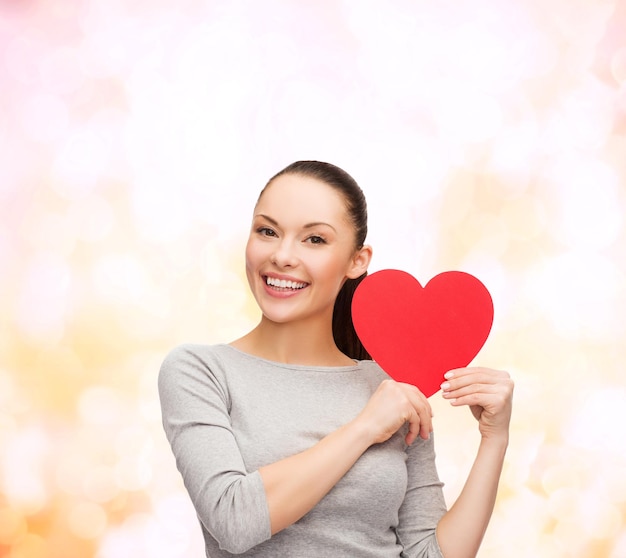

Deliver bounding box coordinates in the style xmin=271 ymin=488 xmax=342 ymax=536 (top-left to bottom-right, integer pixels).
xmin=159 ymin=161 xmax=513 ymax=557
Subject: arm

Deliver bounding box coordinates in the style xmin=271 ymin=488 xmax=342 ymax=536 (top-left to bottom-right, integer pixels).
xmin=395 ymin=433 xmax=448 ymax=558
xmin=158 ymin=347 xmax=272 ymax=554
xmin=261 ymin=378 xmax=434 ymax=534
xmin=435 ymin=367 xmax=514 ymax=558
xmin=159 ymin=346 xmax=434 ymax=551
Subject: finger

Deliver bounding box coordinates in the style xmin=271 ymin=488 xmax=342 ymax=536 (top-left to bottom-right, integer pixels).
xmin=405 ymin=408 xmax=422 ymax=446
xmin=449 ymin=390 xmax=512 ymax=412
xmin=402 ymin=386 xmax=433 ymax=439
xmin=400 ymin=383 xmax=432 ymax=411
xmin=441 ymin=382 xmax=499 ymax=400
xmin=444 ymin=367 xmax=510 ymax=383
xmin=442 ymin=369 xmax=510 ymax=394
xmin=405 ymin=410 xmax=420 ymax=445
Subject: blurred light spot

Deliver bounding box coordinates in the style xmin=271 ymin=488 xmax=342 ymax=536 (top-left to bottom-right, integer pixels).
xmin=23 ymin=211 xmax=76 ymax=255
xmin=68 ymin=501 xmax=107 ymax=539
xmin=612 ymin=532 xmax=626 ymax=558
xmin=16 ymin=252 xmax=71 ymax=340
xmin=4 ymin=37 xmax=42 ymax=85
xmin=541 ymin=461 xmax=580 ymax=493
xmin=462 ymin=213 xmax=510 ymax=257
xmin=83 ymin=466 xmax=119 ymax=503
xmin=40 ymin=47 xmax=84 ymax=95
xmin=525 ymin=251 xmax=623 ymax=340
xmin=92 ymin=253 xmax=148 ymax=303
xmin=519 ymin=32 xmax=559 ymax=78
xmin=145 ymin=494 xmax=200 ymax=557
xmin=0 ymin=414 xmax=17 ymax=451
xmin=97 ymin=513 xmax=151 ymax=557
xmin=130 ymin=182 xmax=191 ymax=243
xmin=359 ymin=137 xmax=449 ymax=205
xmin=138 ymin=365 xmax=163 ymax=423
xmin=546 ymin=158 xmax=622 ymax=250
xmin=447 ymin=17 xmax=526 ymax=90
xmin=563 ymin=387 xmax=626 ymax=459
xmin=0 ymin=371 xmax=29 ymax=415
xmin=88 ymin=108 xmax=129 ymax=181
xmin=578 ymin=492 xmax=622 ymax=540
xmin=552 ymin=519 xmax=584 ymax=551
xmin=489 ymin=121 xmax=539 ymax=196
xmin=0 ymin=507 xmax=27 ymax=545
xmin=7 ymin=533 xmax=46 ymax=558
xmin=115 ymin=457 xmax=152 ymax=491
xmin=547 ymin=487 xmax=579 ymax=521
xmin=19 ymin=93 xmax=69 ymax=143
xmin=52 ymin=130 xmax=108 ymax=198
xmin=78 ymin=386 xmax=126 ymax=427
xmin=201 ymin=243 xmax=223 ymax=285
xmin=67 ymin=195 xmax=115 ymax=242
xmin=80 ymin=23 xmax=134 ymax=79
xmin=542 ymin=81 xmax=615 ymax=152
xmin=435 ymin=89 xmax=503 ymax=143
xmin=97 ymin=504 xmax=204 ymax=558
xmin=611 ymin=46 xmax=626 ymax=85
xmin=501 ymin=197 xmax=546 ymax=241
xmin=1 ymin=427 xmax=49 ymax=512
xmin=115 ymin=426 xmax=152 ymax=458
xmin=55 ymin=451 xmax=89 ymax=496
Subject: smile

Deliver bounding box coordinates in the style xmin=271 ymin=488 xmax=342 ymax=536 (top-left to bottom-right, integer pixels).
xmin=265 ymin=276 xmax=308 ymax=290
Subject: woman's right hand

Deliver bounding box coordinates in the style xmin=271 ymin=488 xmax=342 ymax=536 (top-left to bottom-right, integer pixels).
xmin=355 ymin=379 xmax=433 ymax=446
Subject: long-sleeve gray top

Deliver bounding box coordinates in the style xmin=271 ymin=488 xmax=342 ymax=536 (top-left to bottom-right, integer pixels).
xmin=158 ymin=343 xmax=447 ymax=557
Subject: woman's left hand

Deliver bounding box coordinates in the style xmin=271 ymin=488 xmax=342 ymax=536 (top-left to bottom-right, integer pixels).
xmin=440 ymin=367 xmax=514 ymax=441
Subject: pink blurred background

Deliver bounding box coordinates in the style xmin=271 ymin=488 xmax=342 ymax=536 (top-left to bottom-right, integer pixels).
xmin=1 ymin=1 xmax=625 ymax=556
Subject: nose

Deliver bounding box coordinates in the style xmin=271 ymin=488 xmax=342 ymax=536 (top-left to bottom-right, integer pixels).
xmin=271 ymin=238 xmax=299 ymax=268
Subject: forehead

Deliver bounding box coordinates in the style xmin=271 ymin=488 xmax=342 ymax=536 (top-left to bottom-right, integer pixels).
xmin=255 ymin=174 xmax=349 ymax=224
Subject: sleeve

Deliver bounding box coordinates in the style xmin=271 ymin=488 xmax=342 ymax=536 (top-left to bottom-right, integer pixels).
xmin=395 ymin=433 xmax=447 ymax=558
xmin=158 ymin=345 xmax=272 ymax=554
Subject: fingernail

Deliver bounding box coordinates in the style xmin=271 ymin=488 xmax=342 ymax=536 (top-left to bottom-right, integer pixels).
xmin=444 ymin=371 xmax=454 ymax=379
xmin=440 ymin=382 xmax=450 ymax=390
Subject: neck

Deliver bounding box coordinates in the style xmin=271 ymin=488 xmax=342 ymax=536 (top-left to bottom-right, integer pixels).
xmin=232 ymin=314 xmax=354 ymax=367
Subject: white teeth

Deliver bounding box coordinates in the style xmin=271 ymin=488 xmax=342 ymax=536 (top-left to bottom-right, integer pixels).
xmin=266 ymin=276 xmax=307 ymax=289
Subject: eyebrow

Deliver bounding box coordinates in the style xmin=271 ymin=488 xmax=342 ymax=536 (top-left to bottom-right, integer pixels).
xmin=255 ymin=214 xmax=337 ymax=232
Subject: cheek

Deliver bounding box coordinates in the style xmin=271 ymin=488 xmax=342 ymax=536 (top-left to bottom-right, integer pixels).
xmin=317 ymin=252 xmax=354 ymax=283
xmin=244 ymin=239 xmax=259 ymax=275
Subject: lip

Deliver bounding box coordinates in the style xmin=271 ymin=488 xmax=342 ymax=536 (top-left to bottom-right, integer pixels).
xmin=261 ymin=272 xmax=310 ymax=298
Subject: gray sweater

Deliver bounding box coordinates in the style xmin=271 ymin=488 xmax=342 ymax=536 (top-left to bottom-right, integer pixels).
xmin=158 ymin=343 xmax=447 ymax=557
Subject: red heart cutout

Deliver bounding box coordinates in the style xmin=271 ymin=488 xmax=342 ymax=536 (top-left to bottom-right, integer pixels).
xmin=352 ymin=270 xmax=494 ymax=397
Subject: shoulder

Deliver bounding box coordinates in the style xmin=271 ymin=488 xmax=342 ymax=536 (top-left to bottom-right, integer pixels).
xmin=161 ymin=342 xmax=244 ymax=367
xmin=158 ymin=343 xmax=258 ymax=382
xmin=355 ymin=358 xmax=390 ymax=379
xmin=158 ymin=343 xmax=233 ymax=389
xmin=158 ymin=344 xmax=241 ymax=410
xmin=160 ymin=343 xmax=214 ymax=374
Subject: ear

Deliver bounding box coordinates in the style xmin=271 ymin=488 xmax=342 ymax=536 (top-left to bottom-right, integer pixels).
xmin=347 ymin=244 xmax=373 ymax=279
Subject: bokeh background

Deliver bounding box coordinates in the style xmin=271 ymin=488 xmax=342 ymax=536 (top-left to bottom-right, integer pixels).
xmin=1 ymin=1 xmax=625 ymax=556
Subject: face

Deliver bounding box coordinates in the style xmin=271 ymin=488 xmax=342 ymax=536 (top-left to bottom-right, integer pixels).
xmin=245 ymin=173 xmax=369 ymax=326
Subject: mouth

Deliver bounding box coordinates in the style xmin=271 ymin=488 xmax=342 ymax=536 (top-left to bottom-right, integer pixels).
xmin=264 ymin=275 xmax=309 ymax=291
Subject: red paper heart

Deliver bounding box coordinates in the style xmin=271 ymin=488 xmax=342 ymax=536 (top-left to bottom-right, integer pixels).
xmin=352 ymin=270 xmax=494 ymax=397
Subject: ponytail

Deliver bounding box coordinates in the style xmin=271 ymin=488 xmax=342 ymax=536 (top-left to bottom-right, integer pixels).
xmin=332 ymin=272 xmax=371 ymax=361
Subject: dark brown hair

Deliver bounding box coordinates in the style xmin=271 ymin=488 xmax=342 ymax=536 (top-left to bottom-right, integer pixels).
xmin=259 ymin=161 xmax=371 ymax=360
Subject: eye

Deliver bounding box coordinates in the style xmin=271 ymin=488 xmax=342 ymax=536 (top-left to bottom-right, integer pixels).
xmin=306 ymin=235 xmax=327 ymax=245
xmin=256 ymin=226 xmax=277 ymax=237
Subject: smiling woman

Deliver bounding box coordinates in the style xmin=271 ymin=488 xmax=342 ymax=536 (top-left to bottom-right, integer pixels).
xmin=241 ymin=168 xmax=371 ymax=355
xmin=158 ymin=161 xmax=513 ymax=558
